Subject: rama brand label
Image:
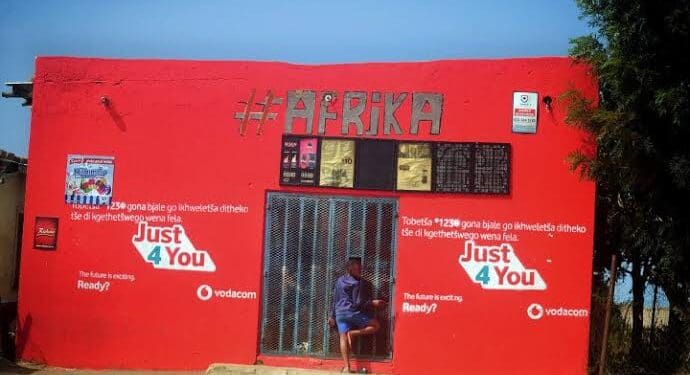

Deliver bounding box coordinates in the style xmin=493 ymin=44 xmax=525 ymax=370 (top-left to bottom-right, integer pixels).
xmin=34 ymin=217 xmax=59 ymax=250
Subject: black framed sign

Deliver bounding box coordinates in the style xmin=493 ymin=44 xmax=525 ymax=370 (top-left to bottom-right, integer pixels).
xmin=355 ymin=139 xmax=396 ymax=190
xmin=473 ymin=143 xmax=511 ymax=194
xmin=434 ymin=142 xmax=474 ymax=193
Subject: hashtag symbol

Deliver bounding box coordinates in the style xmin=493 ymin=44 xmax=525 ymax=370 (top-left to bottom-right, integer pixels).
xmin=234 ymin=89 xmax=283 ymax=136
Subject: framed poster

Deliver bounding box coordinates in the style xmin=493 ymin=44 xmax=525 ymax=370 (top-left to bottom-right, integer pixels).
xmin=65 ymin=155 xmax=115 ymax=205
xmin=298 ymin=138 xmax=319 ymax=185
xmin=355 ymin=139 xmax=396 ymax=190
xmin=280 ymin=136 xmax=299 ymax=185
xmin=280 ymin=136 xmax=319 ymax=186
xmin=435 ymin=143 xmax=474 ymax=193
xmin=319 ymin=139 xmax=355 ymax=188
xmin=396 ymin=142 xmax=432 ymax=191
xmin=34 ymin=217 xmax=58 ymax=250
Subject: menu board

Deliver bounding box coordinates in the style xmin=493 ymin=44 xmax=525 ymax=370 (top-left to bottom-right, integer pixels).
xmin=280 ymin=137 xmax=319 ymax=186
xmin=397 ymin=143 xmax=432 ymax=191
xmin=473 ymin=143 xmax=511 ymax=194
xmin=319 ymin=139 xmax=355 ymax=188
xmin=355 ymin=139 xmax=396 ymax=190
xmin=435 ymin=143 xmax=474 ymax=193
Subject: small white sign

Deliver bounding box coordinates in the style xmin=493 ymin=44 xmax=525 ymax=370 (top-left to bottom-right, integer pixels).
xmin=512 ymin=92 xmax=538 ymax=133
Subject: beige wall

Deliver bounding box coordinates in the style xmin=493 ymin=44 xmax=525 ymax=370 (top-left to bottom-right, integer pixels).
xmin=0 ymin=172 xmax=25 ymax=302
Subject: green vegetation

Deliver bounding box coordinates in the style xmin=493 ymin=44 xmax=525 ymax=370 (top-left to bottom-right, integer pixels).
xmin=566 ymin=0 xmax=690 ymax=373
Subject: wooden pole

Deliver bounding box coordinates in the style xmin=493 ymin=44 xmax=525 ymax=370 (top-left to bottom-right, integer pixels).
xmin=650 ymin=284 xmax=658 ymax=343
xmin=598 ymin=254 xmax=618 ymax=375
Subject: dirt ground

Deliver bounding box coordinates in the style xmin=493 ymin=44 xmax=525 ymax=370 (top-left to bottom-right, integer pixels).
xmin=0 ymin=360 xmax=202 ymax=375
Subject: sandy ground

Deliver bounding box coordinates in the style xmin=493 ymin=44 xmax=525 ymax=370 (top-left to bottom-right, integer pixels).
xmin=0 ymin=360 xmax=201 ymax=375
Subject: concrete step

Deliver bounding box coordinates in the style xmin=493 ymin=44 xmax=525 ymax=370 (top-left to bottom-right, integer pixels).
xmin=206 ymin=364 xmax=376 ymax=375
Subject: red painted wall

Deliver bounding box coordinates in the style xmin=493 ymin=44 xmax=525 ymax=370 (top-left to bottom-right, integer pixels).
xmin=18 ymin=56 xmax=597 ymax=374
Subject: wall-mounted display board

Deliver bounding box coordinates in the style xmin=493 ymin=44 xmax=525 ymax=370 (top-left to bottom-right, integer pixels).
xmin=279 ymin=135 xmax=511 ymax=195
xmin=434 ymin=143 xmax=511 ymax=194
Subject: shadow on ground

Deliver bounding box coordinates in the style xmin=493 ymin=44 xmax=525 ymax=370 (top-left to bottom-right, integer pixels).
xmin=0 ymin=359 xmax=37 ymax=374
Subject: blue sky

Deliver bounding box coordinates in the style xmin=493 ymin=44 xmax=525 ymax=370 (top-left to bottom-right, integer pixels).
xmin=0 ymin=0 xmax=591 ymax=156
xmin=0 ymin=0 xmax=664 ymax=307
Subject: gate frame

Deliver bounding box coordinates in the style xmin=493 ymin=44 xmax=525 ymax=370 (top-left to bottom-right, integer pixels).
xmin=258 ymin=190 xmax=399 ymax=361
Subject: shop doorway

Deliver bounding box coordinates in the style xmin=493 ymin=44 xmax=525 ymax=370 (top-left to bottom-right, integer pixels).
xmin=260 ymin=192 xmax=397 ymax=360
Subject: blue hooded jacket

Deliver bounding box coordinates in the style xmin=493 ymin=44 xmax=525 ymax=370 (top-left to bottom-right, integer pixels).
xmin=331 ymin=274 xmax=373 ymax=319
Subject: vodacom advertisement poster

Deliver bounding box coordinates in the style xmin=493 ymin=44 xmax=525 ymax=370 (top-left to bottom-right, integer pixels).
xmin=18 ymin=56 xmax=596 ymax=374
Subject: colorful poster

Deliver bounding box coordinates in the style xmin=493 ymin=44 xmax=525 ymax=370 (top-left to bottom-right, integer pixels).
xmin=512 ymin=92 xmax=538 ymax=133
xmin=397 ymin=143 xmax=432 ymax=191
xmin=280 ymin=136 xmax=319 ymax=186
xmin=34 ymin=217 xmax=59 ymax=250
xmin=298 ymin=138 xmax=318 ymax=185
xmin=280 ymin=137 xmax=300 ymax=185
xmin=65 ymin=155 xmax=115 ymax=205
xmin=319 ymin=139 xmax=355 ymax=188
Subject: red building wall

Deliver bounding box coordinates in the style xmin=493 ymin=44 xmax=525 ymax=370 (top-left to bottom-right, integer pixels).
xmin=18 ymin=56 xmax=597 ymax=374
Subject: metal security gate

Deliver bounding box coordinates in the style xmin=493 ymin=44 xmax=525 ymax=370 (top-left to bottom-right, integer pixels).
xmin=261 ymin=192 xmax=397 ymax=359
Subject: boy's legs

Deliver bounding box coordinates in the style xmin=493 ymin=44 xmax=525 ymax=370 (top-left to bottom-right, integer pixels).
xmin=336 ymin=316 xmax=353 ymax=372
xmin=339 ymin=332 xmax=351 ymax=372
xmin=347 ymin=317 xmax=380 ymax=343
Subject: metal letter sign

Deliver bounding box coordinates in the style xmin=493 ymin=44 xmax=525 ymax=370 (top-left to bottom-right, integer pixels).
xmin=512 ymin=92 xmax=538 ymax=134
xmin=283 ymin=90 xmax=443 ymax=136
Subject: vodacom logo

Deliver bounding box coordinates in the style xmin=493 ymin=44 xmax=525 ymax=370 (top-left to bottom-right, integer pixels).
xmin=195 ymin=284 xmax=257 ymax=301
xmin=527 ymin=302 xmax=589 ymax=320
xmin=527 ymin=303 xmax=545 ymax=320
xmin=197 ymin=284 xmax=213 ymax=301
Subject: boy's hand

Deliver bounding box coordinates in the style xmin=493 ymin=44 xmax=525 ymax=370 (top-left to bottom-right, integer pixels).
xmin=328 ymin=317 xmax=335 ymax=327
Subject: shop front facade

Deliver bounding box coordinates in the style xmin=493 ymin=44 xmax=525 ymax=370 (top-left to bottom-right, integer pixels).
xmin=17 ymin=56 xmax=596 ymax=374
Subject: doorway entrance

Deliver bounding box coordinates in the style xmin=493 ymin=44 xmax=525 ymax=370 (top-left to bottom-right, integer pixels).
xmin=260 ymin=192 xmax=397 ymax=360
